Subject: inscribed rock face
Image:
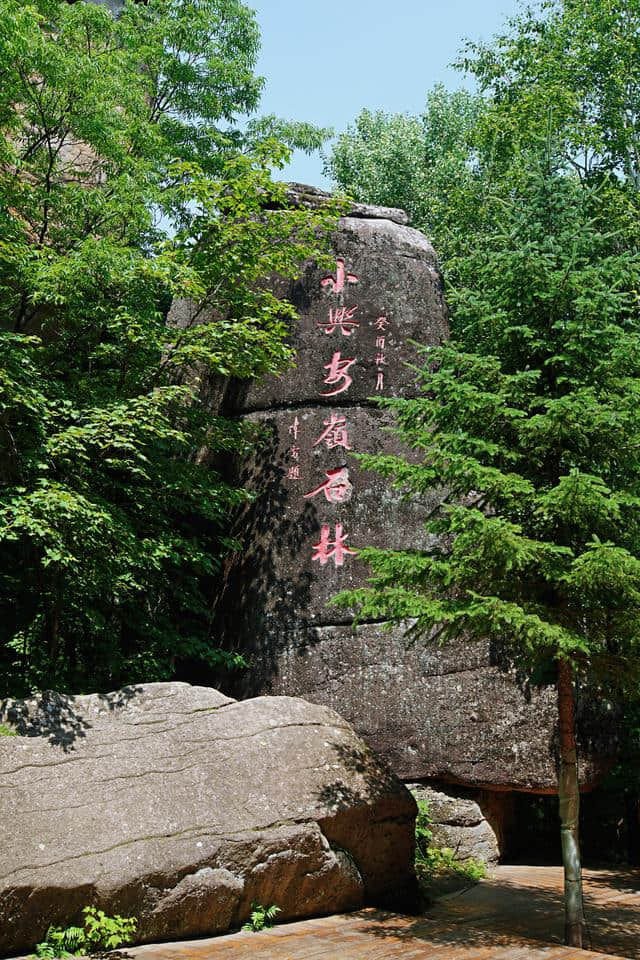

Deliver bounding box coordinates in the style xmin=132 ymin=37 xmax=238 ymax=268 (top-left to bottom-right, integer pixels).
xmin=215 ymin=187 xmax=614 ymax=793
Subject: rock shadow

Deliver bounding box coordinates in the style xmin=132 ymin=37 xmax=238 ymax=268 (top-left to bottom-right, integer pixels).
xmin=213 ymin=415 xmax=316 ymax=697
xmin=315 ymin=741 xmax=403 ymax=812
xmin=0 ymin=684 xmax=143 ymax=751
xmin=350 ymin=869 xmax=640 ymax=958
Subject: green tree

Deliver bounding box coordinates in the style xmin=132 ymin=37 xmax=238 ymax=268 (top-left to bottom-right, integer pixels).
xmin=331 ymin=1 xmax=640 ymax=945
xmin=0 ymin=0 xmax=337 ymax=695
xmin=325 ymin=85 xmax=484 ymax=260
xmin=458 ymin=0 xmax=640 ymax=185
xmin=328 ymin=1 xmax=640 ymax=254
xmin=336 ymin=157 xmax=640 ymax=948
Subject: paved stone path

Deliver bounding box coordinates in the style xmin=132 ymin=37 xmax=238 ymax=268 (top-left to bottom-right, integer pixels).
xmin=427 ymin=866 xmax=640 ymax=959
xmin=128 ymin=866 xmax=640 ymax=960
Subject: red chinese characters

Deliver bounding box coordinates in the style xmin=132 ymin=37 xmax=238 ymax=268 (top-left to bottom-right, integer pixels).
xmin=304 ymin=467 xmax=352 ymax=503
xmin=286 ymin=416 xmax=301 ymax=481
xmin=288 ymin=416 xmax=300 ymax=440
xmin=313 ymin=414 xmax=352 ymax=451
xmin=320 ymin=352 xmax=356 ymax=397
xmin=317 ymin=305 xmax=360 ymax=336
xmin=321 ymin=258 xmax=359 ymax=295
xmin=374 ymin=316 xmax=390 ymax=391
xmin=303 ymin=258 xmax=395 ymax=569
xmin=312 ymin=523 xmax=357 ymax=567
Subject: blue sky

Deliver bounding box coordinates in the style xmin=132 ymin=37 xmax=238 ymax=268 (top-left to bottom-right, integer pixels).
xmin=252 ymin=0 xmax=522 ymax=187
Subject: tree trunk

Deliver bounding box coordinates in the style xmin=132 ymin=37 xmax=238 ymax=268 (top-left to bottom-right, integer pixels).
xmin=557 ymin=658 xmax=587 ymax=948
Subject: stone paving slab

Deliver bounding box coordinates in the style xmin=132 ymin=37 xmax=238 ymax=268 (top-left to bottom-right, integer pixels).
xmin=126 ymin=909 xmax=629 ymax=960
xmin=9 ymin=866 xmax=639 ymax=960
xmin=448 ymin=866 xmax=640 ymax=959
xmin=125 ymin=867 xmax=638 ymax=960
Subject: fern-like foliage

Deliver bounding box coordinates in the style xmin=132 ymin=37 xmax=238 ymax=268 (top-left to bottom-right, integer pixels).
xmin=33 ymin=906 xmax=137 ymax=957
xmin=242 ymin=902 xmax=281 ymax=932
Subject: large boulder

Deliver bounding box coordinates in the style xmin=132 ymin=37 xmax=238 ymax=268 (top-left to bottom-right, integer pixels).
xmin=264 ymin=627 xmax=616 ymax=791
xmin=0 ymin=682 xmax=417 ymax=956
xmin=212 ymin=186 xmax=615 ymax=795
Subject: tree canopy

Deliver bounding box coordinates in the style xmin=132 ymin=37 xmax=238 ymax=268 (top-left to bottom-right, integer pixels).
xmin=0 ymin=0 xmax=337 ymax=696
xmin=337 ymin=161 xmax=640 ymax=695
xmin=325 ymin=85 xmax=484 ymax=262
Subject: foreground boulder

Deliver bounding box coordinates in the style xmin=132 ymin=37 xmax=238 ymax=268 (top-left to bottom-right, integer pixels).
xmin=0 ymin=682 xmax=417 ymax=956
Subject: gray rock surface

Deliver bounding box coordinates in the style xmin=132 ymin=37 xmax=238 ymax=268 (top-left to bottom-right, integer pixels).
xmin=215 ymin=190 xmax=447 ymax=681
xmin=247 ymin=625 xmax=614 ymax=791
xmin=0 ymin=682 xmax=416 ymax=956
xmin=222 ymin=212 xmax=445 ymax=413
xmin=409 ymin=784 xmax=500 ymax=865
xmin=219 ymin=405 xmax=439 ymax=629
xmin=281 ymin=183 xmax=411 ymax=225
xmin=214 ymin=188 xmax=615 ymax=795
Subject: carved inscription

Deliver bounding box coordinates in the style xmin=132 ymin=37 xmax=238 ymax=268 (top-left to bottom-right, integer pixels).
xmin=282 ymin=258 xmax=396 ymax=568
